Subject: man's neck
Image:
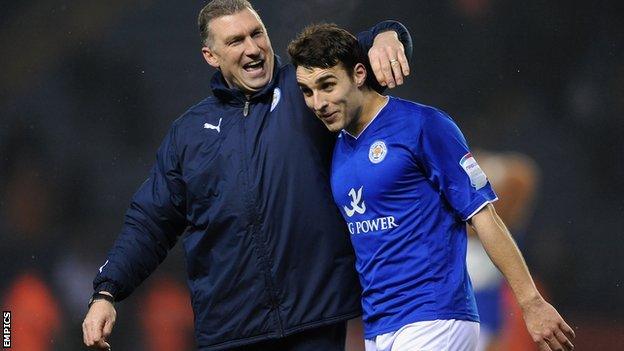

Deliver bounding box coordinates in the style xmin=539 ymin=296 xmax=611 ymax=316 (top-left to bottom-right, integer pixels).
xmin=345 ymin=90 xmax=388 ymax=137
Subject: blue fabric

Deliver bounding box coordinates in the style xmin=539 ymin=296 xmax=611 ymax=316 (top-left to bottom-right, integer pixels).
xmin=475 ymin=286 xmax=503 ymax=332
xmin=330 ymin=97 xmax=497 ymax=338
xmin=92 ymin=22 xmax=413 ymax=350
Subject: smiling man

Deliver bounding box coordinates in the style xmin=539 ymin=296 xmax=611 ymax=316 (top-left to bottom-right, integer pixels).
xmin=81 ymin=1 xmax=412 ymax=351
xmin=289 ymin=24 xmax=575 ymax=351
xmin=201 ymin=6 xmax=275 ymax=94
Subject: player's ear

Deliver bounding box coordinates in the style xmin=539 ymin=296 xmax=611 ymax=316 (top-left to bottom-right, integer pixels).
xmin=353 ymin=63 xmax=367 ymax=88
xmin=202 ymin=46 xmax=220 ymax=69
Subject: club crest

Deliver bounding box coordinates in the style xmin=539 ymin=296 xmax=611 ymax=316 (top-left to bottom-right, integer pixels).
xmin=270 ymin=88 xmax=281 ymax=112
xmin=369 ymin=140 xmax=387 ymax=164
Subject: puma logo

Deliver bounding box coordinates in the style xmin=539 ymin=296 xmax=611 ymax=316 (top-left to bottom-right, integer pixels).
xmin=204 ymin=118 xmax=223 ymax=133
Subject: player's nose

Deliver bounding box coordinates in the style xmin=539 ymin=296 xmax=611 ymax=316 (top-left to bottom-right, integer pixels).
xmin=312 ymin=93 xmax=327 ymax=112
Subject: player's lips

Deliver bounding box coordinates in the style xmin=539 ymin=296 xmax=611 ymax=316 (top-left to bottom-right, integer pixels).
xmin=318 ymin=111 xmax=339 ymax=122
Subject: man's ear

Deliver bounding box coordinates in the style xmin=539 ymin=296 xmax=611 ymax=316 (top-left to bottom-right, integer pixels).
xmin=202 ymin=46 xmax=220 ymax=69
xmin=353 ymin=63 xmax=367 ymax=88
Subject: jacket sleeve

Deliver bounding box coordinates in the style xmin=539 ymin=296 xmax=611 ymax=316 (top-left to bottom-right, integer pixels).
xmin=92 ymin=124 xmax=187 ymax=301
xmin=357 ymin=20 xmax=413 ymax=92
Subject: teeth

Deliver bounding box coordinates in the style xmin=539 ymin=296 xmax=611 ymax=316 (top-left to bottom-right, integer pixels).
xmin=245 ymin=60 xmax=263 ymax=69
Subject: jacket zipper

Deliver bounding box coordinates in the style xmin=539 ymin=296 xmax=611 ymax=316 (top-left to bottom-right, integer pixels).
xmin=240 ymin=99 xmax=284 ymax=337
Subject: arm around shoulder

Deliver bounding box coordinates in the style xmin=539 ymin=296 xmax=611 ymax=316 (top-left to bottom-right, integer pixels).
xmin=357 ymin=20 xmax=413 ymax=89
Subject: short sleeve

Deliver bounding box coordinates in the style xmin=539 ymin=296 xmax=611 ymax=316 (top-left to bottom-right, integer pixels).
xmin=415 ymin=111 xmax=497 ymax=220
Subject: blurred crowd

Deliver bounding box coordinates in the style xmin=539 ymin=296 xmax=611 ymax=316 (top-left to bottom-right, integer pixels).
xmin=1 ymin=0 xmax=623 ymax=349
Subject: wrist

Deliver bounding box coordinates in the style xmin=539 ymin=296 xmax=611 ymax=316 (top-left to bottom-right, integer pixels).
xmin=518 ymin=291 xmax=544 ymax=310
xmin=88 ymin=291 xmax=115 ymax=308
xmin=93 ymin=279 xmax=121 ymax=299
xmin=373 ymin=30 xmax=399 ymax=44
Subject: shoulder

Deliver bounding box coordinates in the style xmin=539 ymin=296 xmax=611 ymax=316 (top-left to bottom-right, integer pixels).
xmin=387 ymin=96 xmax=456 ymax=133
xmin=279 ymin=62 xmax=296 ymax=77
xmin=267 ymin=63 xmax=312 ymax=115
xmin=172 ymin=96 xmax=220 ymax=127
xmin=163 ymin=96 xmax=223 ymax=148
xmin=276 ymin=63 xmax=298 ymax=90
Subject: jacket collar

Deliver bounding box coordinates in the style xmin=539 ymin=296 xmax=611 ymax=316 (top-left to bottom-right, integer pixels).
xmin=210 ymin=55 xmax=282 ymax=105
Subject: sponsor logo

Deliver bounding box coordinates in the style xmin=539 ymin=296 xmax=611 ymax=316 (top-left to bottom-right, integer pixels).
xmin=342 ymin=187 xmax=399 ymax=234
xmin=3 ymin=311 xmax=10 ymax=348
xmin=369 ymin=140 xmax=387 ymax=164
xmin=343 ymin=186 xmax=366 ymax=217
xmin=270 ymin=88 xmax=281 ymax=112
xmin=347 ymin=216 xmax=398 ymax=235
xmin=459 ymin=152 xmax=488 ymax=190
xmin=204 ymin=118 xmax=223 ymax=133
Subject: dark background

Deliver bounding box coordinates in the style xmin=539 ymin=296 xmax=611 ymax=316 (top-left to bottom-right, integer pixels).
xmin=1 ymin=0 xmax=623 ymax=349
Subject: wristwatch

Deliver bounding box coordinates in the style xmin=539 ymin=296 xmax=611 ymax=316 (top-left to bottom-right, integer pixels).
xmin=88 ymin=292 xmax=115 ymax=308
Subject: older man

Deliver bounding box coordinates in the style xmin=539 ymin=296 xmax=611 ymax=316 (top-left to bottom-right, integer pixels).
xmin=81 ymin=1 xmax=412 ymax=350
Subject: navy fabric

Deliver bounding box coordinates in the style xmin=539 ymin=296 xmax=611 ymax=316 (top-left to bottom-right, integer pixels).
xmin=228 ymin=322 xmax=347 ymax=351
xmin=92 ymin=22 xmax=412 ymax=350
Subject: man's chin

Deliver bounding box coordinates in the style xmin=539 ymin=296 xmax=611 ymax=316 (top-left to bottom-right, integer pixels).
xmin=242 ymin=76 xmax=271 ymax=92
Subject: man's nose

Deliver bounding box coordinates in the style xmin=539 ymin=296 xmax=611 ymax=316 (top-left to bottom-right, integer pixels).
xmin=244 ymin=37 xmax=261 ymax=56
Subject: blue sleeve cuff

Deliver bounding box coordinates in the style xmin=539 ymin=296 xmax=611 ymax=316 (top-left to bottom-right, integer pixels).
xmin=93 ymin=280 xmax=122 ymax=301
xmin=461 ymin=194 xmax=498 ymax=221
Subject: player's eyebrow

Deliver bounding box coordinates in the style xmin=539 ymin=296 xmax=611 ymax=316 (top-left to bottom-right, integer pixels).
xmin=314 ymin=74 xmax=337 ymax=84
xmin=297 ymin=82 xmax=310 ymax=90
xmin=296 ymin=70 xmax=337 ymax=89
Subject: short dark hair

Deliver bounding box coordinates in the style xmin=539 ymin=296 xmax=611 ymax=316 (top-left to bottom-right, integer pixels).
xmin=288 ymin=23 xmax=374 ymax=88
xmin=198 ymin=0 xmax=255 ymax=47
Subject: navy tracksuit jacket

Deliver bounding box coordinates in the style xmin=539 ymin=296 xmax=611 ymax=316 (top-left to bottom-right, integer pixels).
xmin=93 ymin=21 xmax=412 ymax=350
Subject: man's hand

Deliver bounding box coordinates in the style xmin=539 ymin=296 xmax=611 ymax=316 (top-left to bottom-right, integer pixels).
xmin=521 ymin=296 xmax=576 ymax=351
xmin=82 ymin=295 xmax=117 ymax=350
xmin=368 ymin=30 xmax=410 ymax=88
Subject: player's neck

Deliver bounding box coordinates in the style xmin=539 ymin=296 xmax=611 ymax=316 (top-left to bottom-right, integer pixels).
xmin=345 ymin=91 xmax=388 ymax=137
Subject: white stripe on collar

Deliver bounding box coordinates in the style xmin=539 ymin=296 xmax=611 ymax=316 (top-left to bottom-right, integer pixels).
xmin=343 ymin=96 xmax=390 ymax=140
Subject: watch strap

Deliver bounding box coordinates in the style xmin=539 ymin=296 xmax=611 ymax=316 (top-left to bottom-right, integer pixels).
xmin=88 ymin=292 xmax=114 ymax=308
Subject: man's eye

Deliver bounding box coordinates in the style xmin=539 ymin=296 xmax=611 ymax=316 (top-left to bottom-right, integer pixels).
xmin=252 ymin=30 xmax=263 ymax=37
xmin=321 ymin=83 xmax=335 ymax=91
xmin=229 ymin=39 xmax=242 ymax=46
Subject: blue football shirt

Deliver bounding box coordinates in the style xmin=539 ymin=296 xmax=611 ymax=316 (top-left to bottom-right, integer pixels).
xmin=330 ymin=96 xmax=498 ymax=338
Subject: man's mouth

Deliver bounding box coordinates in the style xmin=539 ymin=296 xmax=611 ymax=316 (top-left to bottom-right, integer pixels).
xmin=319 ymin=111 xmax=338 ymax=121
xmin=243 ymin=59 xmax=265 ymax=72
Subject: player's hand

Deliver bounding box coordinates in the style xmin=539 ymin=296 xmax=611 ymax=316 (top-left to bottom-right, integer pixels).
xmin=82 ymin=299 xmax=117 ymax=350
xmin=368 ymin=30 xmax=410 ymax=89
xmin=521 ymin=296 xmax=575 ymax=351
